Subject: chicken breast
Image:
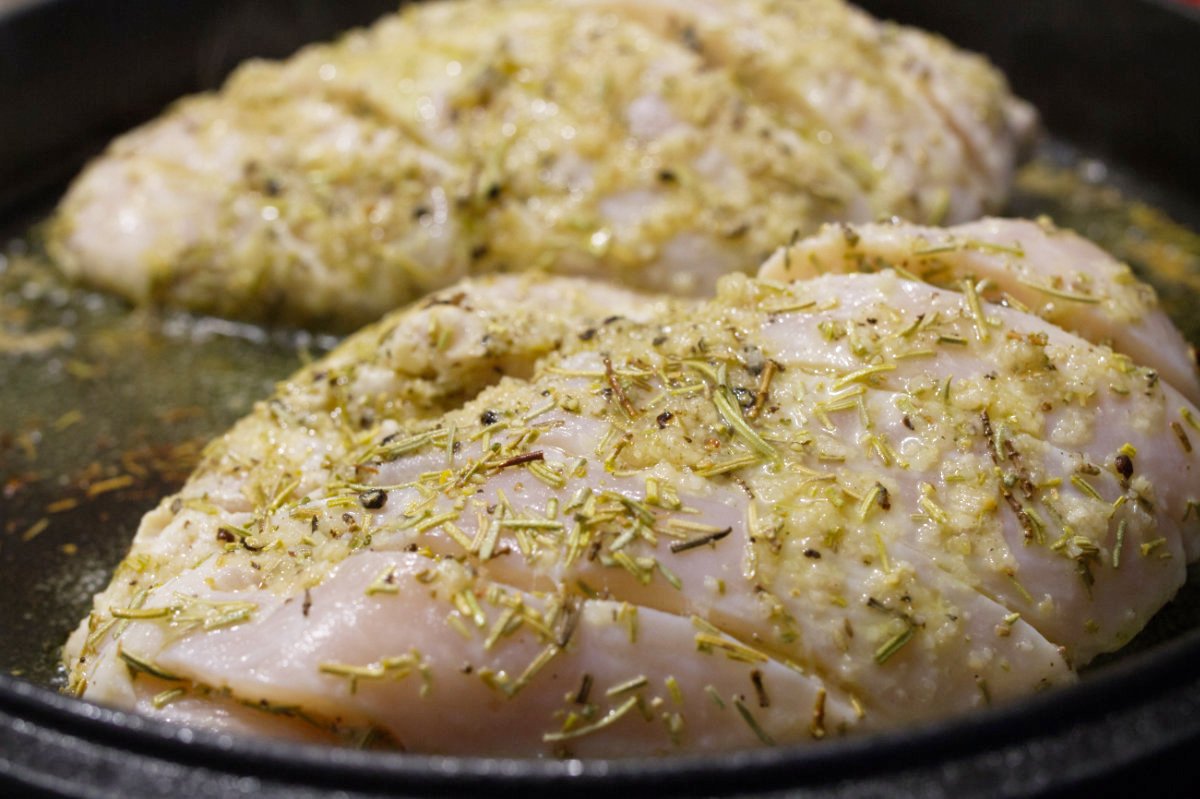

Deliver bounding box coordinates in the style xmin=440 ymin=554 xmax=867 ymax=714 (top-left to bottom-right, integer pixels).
xmin=758 ymin=217 xmax=1200 ymax=404
xmin=47 ymin=0 xmax=1034 ymax=329
xmin=65 ymin=256 xmax=1200 ymax=754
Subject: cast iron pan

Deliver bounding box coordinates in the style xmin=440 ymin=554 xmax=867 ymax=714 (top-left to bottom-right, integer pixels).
xmin=2 ymin=1 xmax=1200 ymax=796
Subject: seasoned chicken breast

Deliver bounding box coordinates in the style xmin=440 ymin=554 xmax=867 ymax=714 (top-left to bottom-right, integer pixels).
xmin=758 ymin=216 xmax=1200 ymax=405
xmin=47 ymin=0 xmax=1033 ymax=328
xmin=65 ymin=234 xmax=1200 ymax=754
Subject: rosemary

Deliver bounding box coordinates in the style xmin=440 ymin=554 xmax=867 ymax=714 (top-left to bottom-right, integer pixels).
xmin=694 ymin=454 xmax=762 ymax=477
xmin=830 ymin=364 xmax=895 ymax=391
xmin=810 ymin=688 xmax=827 ymax=739
xmin=1015 ymin=277 xmax=1102 ymax=304
xmin=604 ymin=356 xmax=638 ymax=417
xmin=961 ymin=278 xmax=990 ymax=343
xmin=665 ymin=676 xmax=683 ymax=705
xmin=493 ymin=450 xmax=545 ymax=470
xmin=506 ymin=644 xmax=560 ymax=697
xmin=152 ymin=687 xmax=186 ymax=709
xmin=1070 ymin=475 xmax=1103 ymax=501
xmin=318 ymin=652 xmax=424 ymax=694
xmin=365 ymin=566 xmax=400 ymax=595
xmin=669 ymin=527 xmax=732 ymax=553
xmin=118 ymin=646 xmax=184 ymax=682
xmin=543 ymin=696 xmax=638 ymax=742
xmin=713 ymin=388 xmax=778 ymax=462
xmin=873 ymin=624 xmax=915 ymax=665
xmin=1172 ymin=422 xmax=1193 ymax=453
xmin=746 ymin=359 xmax=778 ymax=419
xmin=605 ymin=675 xmax=648 ymax=698
xmin=733 ymin=698 xmax=775 ymax=745
xmin=695 ymin=632 xmax=768 ymax=663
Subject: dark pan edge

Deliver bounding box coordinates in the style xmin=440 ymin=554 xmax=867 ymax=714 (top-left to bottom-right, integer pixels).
xmin=4 ymin=0 xmax=1200 ymax=796
xmin=857 ymin=0 xmax=1200 ymax=201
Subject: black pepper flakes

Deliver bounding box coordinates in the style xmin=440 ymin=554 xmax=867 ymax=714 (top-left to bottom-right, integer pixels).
xmin=680 ymin=25 xmax=701 ymax=52
xmin=750 ymin=669 xmax=770 ymax=707
xmin=732 ymin=386 xmax=756 ymax=409
xmin=656 ymin=411 xmax=674 ymax=428
xmin=360 ymin=489 xmax=388 ymax=509
xmin=1115 ymin=453 xmax=1134 ymax=480
xmin=876 ymin=483 xmax=891 ymax=511
xmin=480 ymin=409 xmax=500 ymax=426
xmin=575 ymin=673 xmax=593 ymax=705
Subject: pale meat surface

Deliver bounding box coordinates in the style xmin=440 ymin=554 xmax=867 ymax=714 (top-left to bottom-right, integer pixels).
xmin=66 ymin=255 xmax=1200 ymax=754
xmin=48 ymin=0 xmax=1033 ymax=328
xmin=758 ymin=216 xmax=1200 ymax=405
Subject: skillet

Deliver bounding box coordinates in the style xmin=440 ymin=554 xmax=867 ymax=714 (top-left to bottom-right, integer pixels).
xmin=2 ymin=0 xmax=1200 ymax=795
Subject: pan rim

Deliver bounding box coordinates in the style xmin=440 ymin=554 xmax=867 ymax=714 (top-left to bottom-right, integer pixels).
xmin=4 ymin=0 xmax=1200 ymax=793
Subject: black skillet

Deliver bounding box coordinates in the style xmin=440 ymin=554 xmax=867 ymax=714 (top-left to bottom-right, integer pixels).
xmin=2 ymin=1 xmax=1200 ymax=796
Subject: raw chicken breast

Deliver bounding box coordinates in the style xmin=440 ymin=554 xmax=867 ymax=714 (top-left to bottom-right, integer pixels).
xmin=48 ymin=0 xmax=1034 ymax=329
xmin=758 ymin=217 xmax=1200 ymax=404
xmin=66 ymin=255 xmax=1200 ymax=754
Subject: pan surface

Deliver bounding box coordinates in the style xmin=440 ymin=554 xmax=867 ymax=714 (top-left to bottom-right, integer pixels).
xmin=2 ymin=1 xmax=1200 ymax=796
